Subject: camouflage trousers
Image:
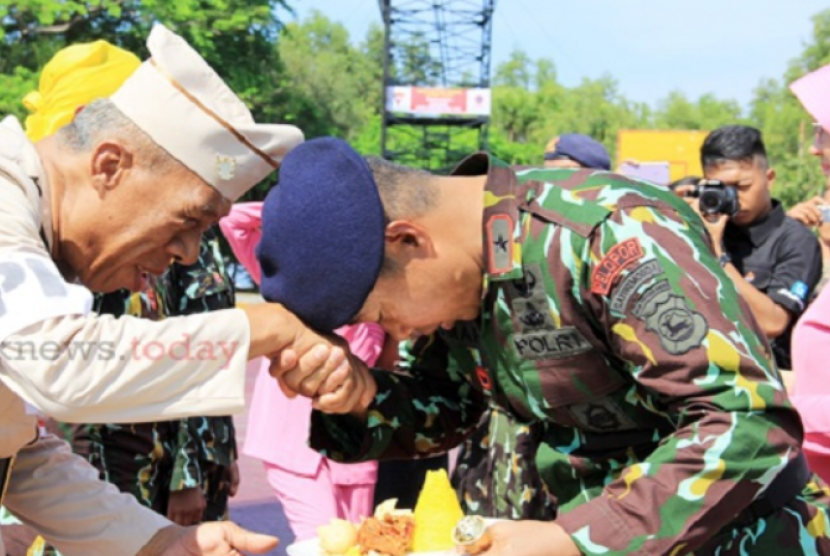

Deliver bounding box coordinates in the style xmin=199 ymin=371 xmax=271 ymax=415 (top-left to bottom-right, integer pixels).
xmin=72 ymin=421 xmax=233 ymax=521
xmin=452 ymin=405 xmax=556 ymax=520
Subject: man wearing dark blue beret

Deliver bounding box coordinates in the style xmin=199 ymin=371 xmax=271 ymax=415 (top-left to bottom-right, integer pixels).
xmin=261 ymin=137 xmax=830 ymax=556
xmin=543 ymin=133 xmax=611 ymax=170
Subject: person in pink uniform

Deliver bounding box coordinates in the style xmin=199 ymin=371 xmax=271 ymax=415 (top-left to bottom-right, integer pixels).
xmin=791 ymin=289 xmax=830 ymax=483
xmin=788 ymin=64 xmax=830 ymax=484
xmin=219 ymin=202 xmax=382 ymax=540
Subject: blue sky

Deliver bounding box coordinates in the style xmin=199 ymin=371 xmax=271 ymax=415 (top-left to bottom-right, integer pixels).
xmin=286 ymin=0 xmax=828 ymax=110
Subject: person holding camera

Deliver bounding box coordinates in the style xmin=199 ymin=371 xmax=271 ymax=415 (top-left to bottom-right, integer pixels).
xmin=687 ymin=125 xmax=822 ymax=371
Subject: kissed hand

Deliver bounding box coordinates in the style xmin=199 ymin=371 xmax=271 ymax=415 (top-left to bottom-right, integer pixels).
xmin=243 ymin=302 xmax=374 ymax=412
xmin=271 ymin=333 xmax=377 ymax=417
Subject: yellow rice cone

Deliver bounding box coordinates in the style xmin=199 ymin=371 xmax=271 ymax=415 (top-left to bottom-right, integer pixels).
xmin=412 ymin=469 xmax=464 ymax=552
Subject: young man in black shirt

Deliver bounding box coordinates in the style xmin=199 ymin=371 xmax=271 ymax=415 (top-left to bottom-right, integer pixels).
xmin=693 ymin=125 xmax=822 ymax=370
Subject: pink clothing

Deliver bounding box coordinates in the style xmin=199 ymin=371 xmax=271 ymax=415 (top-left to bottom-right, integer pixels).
xmin=791 ymin=286 xmax=830 ymax=483
xmin=244 ymin=353 xmax=380 ymax=481
xmin=220 ymin=203 xmax=383 ymax=535
xmin=219 ymin=202 xmax=265 ymax=285
xmin=264 ymin=461 xmax=373 ymax=540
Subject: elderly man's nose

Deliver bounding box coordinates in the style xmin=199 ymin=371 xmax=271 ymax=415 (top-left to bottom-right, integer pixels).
xmin=169 ymin=231 xmax=202 ymax=266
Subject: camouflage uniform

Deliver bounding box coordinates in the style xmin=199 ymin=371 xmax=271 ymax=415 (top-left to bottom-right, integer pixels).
xmin=451 ymin=404 xmax=555 ymax=520
xmin=311 ymin=156 xmax=830 ymax=556
xmin=72 ymin=227 xmax=238 ymax=522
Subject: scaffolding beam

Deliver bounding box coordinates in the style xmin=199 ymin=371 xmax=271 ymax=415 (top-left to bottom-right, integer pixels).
xmin=379 ymin=0 xmax=496 ymax=172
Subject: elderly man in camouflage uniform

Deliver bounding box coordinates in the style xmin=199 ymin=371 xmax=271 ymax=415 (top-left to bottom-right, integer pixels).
xmin=73 ymin=228 xmax=238 ymax=526
xmin=263 ymin=138 xmax=830 ymax=556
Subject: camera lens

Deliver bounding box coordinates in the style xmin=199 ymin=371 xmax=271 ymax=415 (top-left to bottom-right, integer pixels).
xmin=699 ymin=190 xmax=721 ymax=213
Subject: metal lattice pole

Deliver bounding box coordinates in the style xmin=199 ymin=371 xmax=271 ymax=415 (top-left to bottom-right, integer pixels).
xmin=379 ymin=0 xmax=496 ymax=172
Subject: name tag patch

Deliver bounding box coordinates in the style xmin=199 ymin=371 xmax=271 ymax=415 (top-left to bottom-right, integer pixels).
xmin=591 ymin=238 xmax=644 ymax=295
xmin=609 ymin=260 xmax=662 ymax=314
xmin=513 ymin=327 xmax=592 ymax=360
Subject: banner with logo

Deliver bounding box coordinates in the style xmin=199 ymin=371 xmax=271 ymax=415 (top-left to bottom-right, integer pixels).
xmin=386 ymin=86 xmax=491 ymax=117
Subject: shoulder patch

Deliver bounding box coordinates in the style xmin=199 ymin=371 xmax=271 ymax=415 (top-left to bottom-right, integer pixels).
xmin=790 ymin=280 xmax=809 ymax=301
xmin=486 ymin=214 xmax=514 ymax=275
xmin=609 ymin=260 xmax=662 ymax=313
xmin=636 ymin=288 xmax=708 ymax=355
xmin=591 ymin=238 xmax=644 ymax=295
xmin=632 ymin=280 xmax=672 ymax=319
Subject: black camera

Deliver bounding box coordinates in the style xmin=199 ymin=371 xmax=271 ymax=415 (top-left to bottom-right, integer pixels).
xmin=684 ymin=179 xmax=739 ymax=217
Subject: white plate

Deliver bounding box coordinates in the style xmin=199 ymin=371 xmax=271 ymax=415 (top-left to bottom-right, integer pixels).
xmin=286 ymin=519 xmax=502 ymax=556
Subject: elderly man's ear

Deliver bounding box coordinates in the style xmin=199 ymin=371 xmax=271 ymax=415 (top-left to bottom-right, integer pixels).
xmin=90 ymin=141 xmax=134 ymax=194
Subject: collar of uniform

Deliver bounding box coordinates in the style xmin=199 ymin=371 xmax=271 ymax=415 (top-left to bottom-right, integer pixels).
xmin=0 ymin=117 xmax=56 ymax=254
xmin=451 ymin=152 xmax=525 ymax=286
xmin=25 ymin=137 xmax=55 ymax=256
xmin=726 ymin=200 xmax=785 ymax=247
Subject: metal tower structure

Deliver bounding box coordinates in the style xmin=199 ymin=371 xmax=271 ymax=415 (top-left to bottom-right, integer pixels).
xmin=379 ymin=0 xmax=496 ymax=172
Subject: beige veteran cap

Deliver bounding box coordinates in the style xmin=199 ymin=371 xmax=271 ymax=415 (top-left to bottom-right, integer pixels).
xmin=111 ymin=23 xmax=303 ymax=201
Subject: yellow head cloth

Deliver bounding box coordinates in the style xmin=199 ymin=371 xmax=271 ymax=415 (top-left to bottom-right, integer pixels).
xmin=23 ymin=40 xmax=141 ymax=142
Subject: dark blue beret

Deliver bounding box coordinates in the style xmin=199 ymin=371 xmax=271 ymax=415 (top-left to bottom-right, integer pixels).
xmin=543 ymin=133 xmax=611 ymax=170
xmin=256 ymin=137 xmax=385 ymax=331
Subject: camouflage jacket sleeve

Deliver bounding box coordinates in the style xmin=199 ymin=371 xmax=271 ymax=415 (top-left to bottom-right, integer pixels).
xmin=169 ymin=416 xmax=237 ymax=491
xmin=310 ymin=334 xmax=487 ymax=461
xmin=165 ymin=230 xmax=237 ymax=488
xmin=170 ymin=418 xmax=204 ymax=491
xmin=555 ymin=202 xmax=804 ymax=556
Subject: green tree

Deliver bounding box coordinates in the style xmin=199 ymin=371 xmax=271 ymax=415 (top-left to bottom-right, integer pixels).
xmin=654 ymin=91 xmax=744 ymax=130
xmin=0 ymin=0 xmax=298 ymax=201
xmin=276 ymin=12 xmax=382 ymax=141
xmin=0 ymin=67 xmax=37 ymax=121
xmin=493 ymin=49 xmax=532 ymax=89
xmin=0 ymin=1 xmax=291 ymax=121
xmin=748 ymin=8 xmax=830 ymax=207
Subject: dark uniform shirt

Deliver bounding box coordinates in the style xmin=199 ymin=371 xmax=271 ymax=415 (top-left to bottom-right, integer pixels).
xmin=723 ymin=200 xmax=822 ymax=370
xmin=310 ymin=157 xmax=830 ymax=556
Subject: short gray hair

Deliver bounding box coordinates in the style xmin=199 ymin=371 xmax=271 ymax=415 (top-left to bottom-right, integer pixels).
xmin=57 ymin=98 xmax=180 ymax=173
xmin=363 ymin=157 xmax=439 ymax=275
xmin=364 ymin=156 xmax=438 ymax=221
